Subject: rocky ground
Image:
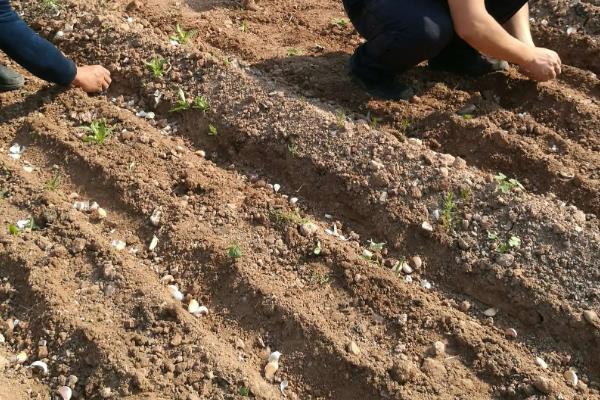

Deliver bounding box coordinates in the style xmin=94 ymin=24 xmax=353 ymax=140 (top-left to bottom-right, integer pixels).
xmin=0 ymin=0 xmax=598 ymax=399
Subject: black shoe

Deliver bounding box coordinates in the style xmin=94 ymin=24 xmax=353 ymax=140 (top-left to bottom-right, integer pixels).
xmin=429 ymin=52 xmax=508 ymax=76
xmin=348 ymin=55 xmax=414 ymax=101
xmin=0 ymin=65 xmax=24 ymax=92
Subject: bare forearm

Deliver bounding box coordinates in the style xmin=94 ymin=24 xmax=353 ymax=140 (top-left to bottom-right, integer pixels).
xmin=503 ymin=3 xmax=534 ymax=47
xmin=453 ymin=6 xmax=529 ymax=64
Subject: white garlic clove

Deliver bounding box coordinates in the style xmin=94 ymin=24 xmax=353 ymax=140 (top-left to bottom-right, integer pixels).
xmin=535 ymin=357 xmax=548 ymax=369
xmin=483 ymin=308 xmax=498 ymax=317
xmin=149 ymin=235 xmax=159 ymax=251
xmin=168 ymin=285 xmax=184 ymax=301
xmin=57 ymin=386 xmax=72 ymax=400
xmin=30 ymin=360 xmax=49 ymax=375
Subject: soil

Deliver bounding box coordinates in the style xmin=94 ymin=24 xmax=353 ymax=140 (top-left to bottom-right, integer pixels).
xmin=0 ymin=0 xmax=599 ymax=399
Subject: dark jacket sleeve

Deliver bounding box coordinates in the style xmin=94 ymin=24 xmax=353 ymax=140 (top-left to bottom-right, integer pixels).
xmin=0 ymin=0 xmax=77 ymax=86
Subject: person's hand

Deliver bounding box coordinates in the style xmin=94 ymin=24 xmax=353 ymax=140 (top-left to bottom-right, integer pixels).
xmin=520 ymin=47 xmax=561 ymax=82
xmin=72 ymin=65 xmax=111 ymax=93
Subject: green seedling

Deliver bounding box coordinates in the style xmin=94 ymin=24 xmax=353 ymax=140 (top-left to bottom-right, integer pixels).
xmin=239 ymin=387 xmax=250 ymax=397
xmin=7 ymin=224 xmax=19 ymax=236
xmin=495 ymin=173 xmax=524 ymax=194
xmin=462 ymin=114 xmax=474 ymax=120
xmin=399 ymin=119 xmax=411 ymax=133
xmin=390 ymin=256 xmax=407 ymax=276
xmin=315 ymin=272 xmax=330 ymax=285
xmin=223 ymin=57 xmax=231 ymax=66
xmin=335 ymin=110 xmax=346 ymax=128
xmin=239 ymin=20 xmax=249 ymax=33
xmin=367 ymin=112 xmax=380 ymax=129
xmin=45 ymin=172 xmax=61 ymax=191
xmin=81 ymin=120 xmax=113 ymax=145
xmin=287 ymin=143 xmax=299 ymax=157
xmin=286 ymin=48 xmax=301 ymax=57
xmin=460 ymin=187 xmax=471 ymax=203
xmin=487 ymin=231 xmax=498 ymax=241
xmin=0 ymin=189 xmax=8 ymax=200
xmin=498 ymin=235 xmax=521 ymax=253
xmin=368 ymin=240 xmax=385 ymax=252
xmin=208 ymin=124 xmax=218 ymax=136
xmin=192 ymin=96 xmax=210 ymax=113
xmin=170 ymin=88 xmax=191 ymax=113
xmin=269 ymin=209 xmax=309 ymax=228
xmin=331 ymin=17 xmax=348 ymax=28
xmin=145 ymin=56 xmax=166 ymax=78
xmin=227 ymin=243 xmax=242 ymax=259
xmin=441 ymin=192 xmax=456 ymax=233
xmin=42 ymin=0 xmax=60 ymax=8
xmin=170 ymin=23 xmax=196 ymax=45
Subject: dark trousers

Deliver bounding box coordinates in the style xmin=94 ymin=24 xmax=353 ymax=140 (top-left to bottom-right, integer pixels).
xmin=343 ymin=0 xmax=528 ymax=80
xmin=0 ymin=0 xmax=76 ymax=85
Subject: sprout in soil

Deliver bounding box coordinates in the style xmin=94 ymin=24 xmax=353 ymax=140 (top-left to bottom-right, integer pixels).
xmin=441 ymin=192 xmax=456 ymax=233
xmin=335 ymin=110 xmax=346 ymax=128
xmin=498 ymin=235 xmax=521 ymax=253
xmin=45 ymin=171 xmax=61 ymax=191
xmin=239 ymin=387 xmax=250 ymax=397
xmin=287 ymin=143 xmax=299 ymax=157
xmin=227 ymin=243 xmax=242 ymax=259
xmin=331 ymin=17 xmax=348 ymax=28
xmin=145 ymin=56 xmax=166 ymax=78
xmin=239 ymin=20 xmax=249 ymax=33
xmin=0 ymin=188 xmax=9 ymax=200
xmin=170 ymin=88 xmax=191 ymax=113
xmin=460 ymin=187 xmax=472 ymax=203
xmin=269 ymin=209 xmax=309 ymax=228
xmin=170 ymin=23 xmax=196 ymax=45
xmin=208 ymin=124 xmax=218 ymax=136
xmin=399 ymin=119 xmax=411 ymax=134
xmin=368 ymin=240 xmax=385 ymax=252
xmin=7 ymin=224 xmax=19 ymax=236
xmin=81 ymin=120 xmax=113 ymax=145
xmin=462 ymin=114 xmax=474 ymax=120
xmin=192 ymin=96 xmax=210 ymax=113
xmin=495 ymin=173 xmax=524 ymax=194
xmin=366 ymin=111 xmax=380 ymax=129
xmin=286 ymin=48 xmax=301 ymax=57
xmin=42 ymin=0 xmax=60 ymax=9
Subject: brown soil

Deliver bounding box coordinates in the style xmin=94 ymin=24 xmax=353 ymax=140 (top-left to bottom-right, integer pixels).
xmin=1 ymin=0 xmax=599 ymax=399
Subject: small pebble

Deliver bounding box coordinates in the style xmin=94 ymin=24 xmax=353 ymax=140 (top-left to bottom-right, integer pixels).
xmin=533 ymin=375 xmax=556 ymax=394
xmin=410 ymin=256 xmax=422 ymax=270
xmin=347 ymin=341 xmax=361 ymax=355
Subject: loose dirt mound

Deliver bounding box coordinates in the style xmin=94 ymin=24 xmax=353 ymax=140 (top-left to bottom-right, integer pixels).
xmin=0 ymin=0 xmax=598 ymax=399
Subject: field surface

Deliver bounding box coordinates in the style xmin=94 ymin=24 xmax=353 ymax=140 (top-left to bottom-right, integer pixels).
xmin=0 ymin=0 xmax=599 ymax=398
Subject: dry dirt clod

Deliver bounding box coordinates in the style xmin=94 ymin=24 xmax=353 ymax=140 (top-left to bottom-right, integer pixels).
xmin=421 ymin=357 xmax=447 ymax=379
xmin=410 ymin=256 xmax=422 ymax=270
xmin=430 ymin=341 xmax=446 ymax=357
xmin=564 ymin=370 xmax=578 ymax=387
xmin=264 ymin=351 xmax=281 ymax=381
xmin=582 ymin=310 xmax=599 ymax=326
xmin=495 ymin=253 xmax=514 ymax=267
xmin=533 ymin=376 xmax=557 ymax=394
xmin=390 ymin=360 xmax=419 ymax=384
xmin=459 ymin=300 xmax=471 ymax=312
xmin=299 ymin=222 xmax=318 ymax=237
xmin=243 ymin=0 xmax=260 ymax=11
xmin=347 ymin=341 xmax=361 ymax=355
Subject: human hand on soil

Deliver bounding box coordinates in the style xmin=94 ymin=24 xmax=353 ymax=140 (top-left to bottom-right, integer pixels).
xmin=520 ymin=47 xmax=562 ymax=82
xmin=72 ymin=65 xmax=112 ymax=93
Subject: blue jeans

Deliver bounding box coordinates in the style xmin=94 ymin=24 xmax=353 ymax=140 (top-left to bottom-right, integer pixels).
xmin=343 ymin=0 xmax=528 ymax=80
xmin=0 ymin=0 xmax=76 ymax=85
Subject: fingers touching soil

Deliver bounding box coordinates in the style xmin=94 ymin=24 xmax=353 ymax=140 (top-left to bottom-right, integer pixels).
xmin=0 ymin=0 xmax=598 ymax=399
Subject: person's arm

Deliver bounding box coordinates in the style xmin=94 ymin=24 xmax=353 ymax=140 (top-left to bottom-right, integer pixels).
xmin=503 ymin=2 xmax=534 ymax=47
xmin=0 ymin=0 xmax=111 ymax=92
xmin=448 ymin=0 xmax=561 ymax=81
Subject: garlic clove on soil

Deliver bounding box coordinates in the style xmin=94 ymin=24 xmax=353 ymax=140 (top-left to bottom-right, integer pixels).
xmin=150 ymin=209 xmax=162 ymax=226
xmin=168 ymin=285 xmax=184 ymax=301
xmin=535 ymin=357 xmax=548 ymax=369
xmin=111 ymin=240 xmax=126 ymax=251
xmin=30 ymin=360 xmax=49 ymax=375
xmin=483 ymin=308 xmax=498 ymax=317
xmin=280 ymin=380 xmax=289 ymax=395
xmin=564 ymin=369 xmax=578 ymax=387
xmin=188 ymin=299 xmax=209 ymax=316
xmin=264 ymin=352 xmax=281 ymax=381
xmin=57 ymin=386 xmax=72 ymax=400
xmin=15 ymin=351 xmax=27 ymax=363
xmin=149 ymin=235 xmax=159 ymax=251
